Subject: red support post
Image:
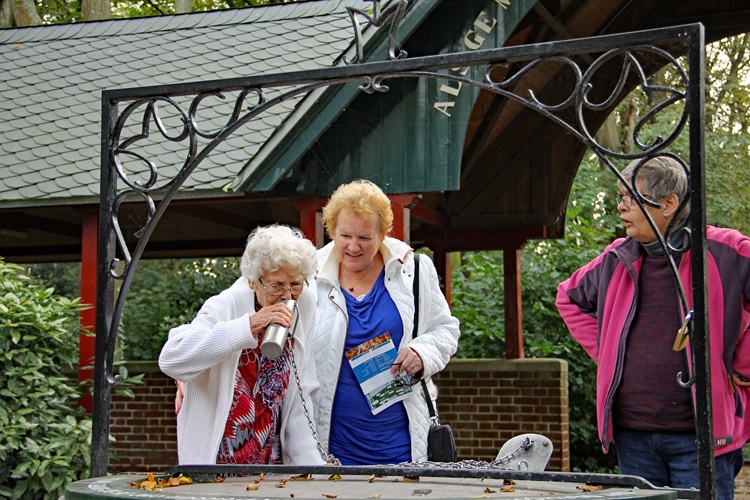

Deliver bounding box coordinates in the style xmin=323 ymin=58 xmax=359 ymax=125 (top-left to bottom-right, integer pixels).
xmin=293 ymin=198 xmax=327 ymax=247
xmin=388 ymin=194 xmax=417 ymax=243
xmin=431 ymin=246 xmax=448 ymax=298
xmin=442 ymin=253 xmax=452 ymax=306
xmin=79 ymin=213 xmax=98 ymax=412
xmin=503 ymin=245 xmax=524 ymax=359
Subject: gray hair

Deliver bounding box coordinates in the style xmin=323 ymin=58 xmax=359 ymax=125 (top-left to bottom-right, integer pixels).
xmin=620 ymin=155 xmax=690 ymax=223
xmin=240 ymin=224 xmax=317 ymax=280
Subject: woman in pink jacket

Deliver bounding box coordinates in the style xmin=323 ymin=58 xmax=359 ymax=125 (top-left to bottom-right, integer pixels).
xmin=556 ymin=155 xmax=750 ymax=499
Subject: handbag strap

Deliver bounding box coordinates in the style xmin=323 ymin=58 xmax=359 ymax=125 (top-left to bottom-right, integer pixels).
xmin=412 ymin=254 xmax=439 ymax=423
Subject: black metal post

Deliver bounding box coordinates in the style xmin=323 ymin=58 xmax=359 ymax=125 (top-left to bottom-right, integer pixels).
xmin=686 ymin=24 xmax=714 ymax=499
xmin=91 ymin=96 xmax=118 ymax=477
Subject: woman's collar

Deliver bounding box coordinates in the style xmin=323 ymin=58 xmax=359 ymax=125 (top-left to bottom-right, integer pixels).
xmin=641 ymin=219 xmax=689 ymax=257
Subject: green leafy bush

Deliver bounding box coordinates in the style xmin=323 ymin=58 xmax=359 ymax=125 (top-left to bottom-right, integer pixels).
xmin=0 ymin=258 xmax=91 ymax=499
xmin=120 ymin=257 xmax=240 ymax=360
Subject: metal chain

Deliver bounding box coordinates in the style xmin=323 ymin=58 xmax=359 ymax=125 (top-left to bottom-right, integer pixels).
xmin=284 ymin=299 xmax=532 ymax=470
xmin=384 ymin=436 xmax=535 ymax=471
xmin=288 ymin=314 xmax=534 ymax=472
xmin=490 ymin=436 xmax=533 ymax=467
xmin=287 ymin=307 xmax=534 ymax=470
xmin=387 ymin=459 xmax=521 ymax=470
xmin=287 ymin=315 xmax=341 ymax=465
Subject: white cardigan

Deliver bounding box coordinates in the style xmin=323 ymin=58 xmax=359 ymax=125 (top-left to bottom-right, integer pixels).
xmin=158 ymin=277 xmax=324 ymax=465
xmin=312 ymin=238 xmax=460 ymax=462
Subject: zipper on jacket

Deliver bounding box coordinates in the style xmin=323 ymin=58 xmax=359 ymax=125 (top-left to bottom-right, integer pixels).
xmin=601 ymin=312 xmax=632 ymax=451
xmin=601 ymin=253 xmax=639 ymax=451
xmin=324 ymin=285 xmax=347 ymax=450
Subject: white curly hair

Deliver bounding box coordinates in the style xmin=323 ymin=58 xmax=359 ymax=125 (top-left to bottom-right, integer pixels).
xmin=239 ymin=224 xmax=317 ymax=280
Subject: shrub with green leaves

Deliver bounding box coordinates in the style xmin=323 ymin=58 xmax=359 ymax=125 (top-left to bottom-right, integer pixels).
xmin=0 ymin=258 xmax=91 ymax=499
xmin=120 ymin=257 xmax=240 ymax=360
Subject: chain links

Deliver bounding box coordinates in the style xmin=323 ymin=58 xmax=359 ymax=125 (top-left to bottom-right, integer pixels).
xmin=286 ymin=306 xmax=535 ymax=471
xmin=490 ymin=436 xmax=533 ymax=467
xmin=383 ymin=437 xmax=535 ymax=471
xmin=287 ymin=319 xmax=341 ymax=465
xmin=387 ymin=459 xmax=523 ymax=470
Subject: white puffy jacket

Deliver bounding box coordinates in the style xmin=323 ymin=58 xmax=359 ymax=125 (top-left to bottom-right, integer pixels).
xmin=312 ymin=237 xmax=460 ymax=462
xmin=158 ymin=277 xmax=325 ymax=466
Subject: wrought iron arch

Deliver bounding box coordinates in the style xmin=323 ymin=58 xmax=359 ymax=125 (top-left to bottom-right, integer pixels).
xmin=94 ymin=19 xmax=710 ymax=497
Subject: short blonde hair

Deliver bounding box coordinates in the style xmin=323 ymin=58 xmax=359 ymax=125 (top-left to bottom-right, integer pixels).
xmin=240 ymin=224 xmax=317 ymax=280
xmin=321 ymin=179 xmax=393 ymax=239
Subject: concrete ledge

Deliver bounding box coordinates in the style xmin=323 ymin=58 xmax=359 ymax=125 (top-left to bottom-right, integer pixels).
xmin=442 ymin=357 xmax=568 ymax=374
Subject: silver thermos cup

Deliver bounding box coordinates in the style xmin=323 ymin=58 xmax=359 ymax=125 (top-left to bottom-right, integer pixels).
xmin=260 ymin=299 xmax=297 ymax=359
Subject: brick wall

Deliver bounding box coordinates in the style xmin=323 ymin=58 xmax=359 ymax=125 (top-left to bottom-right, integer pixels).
xmin=107 ymin=358 xmax=569 ymax=473
xmin=433 ymin=358 xmax=570 ymax=472
xmin=108 ymin=362 xmax=178 ymax=474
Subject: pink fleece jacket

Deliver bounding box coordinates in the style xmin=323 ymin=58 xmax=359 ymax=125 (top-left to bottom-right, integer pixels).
xmin=556 ymin=225 xmax=750 ymax=456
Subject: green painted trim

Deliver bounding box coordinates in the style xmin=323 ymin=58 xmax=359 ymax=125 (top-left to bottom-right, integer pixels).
xmin=242 ymin=0 xmax=443 ymax=192
xmin=244 ymin=0 xmax=538 ymax=194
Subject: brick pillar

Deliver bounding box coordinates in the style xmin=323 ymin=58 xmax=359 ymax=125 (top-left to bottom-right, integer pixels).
xmin=433 ymin=358 xmax=570 ymax=472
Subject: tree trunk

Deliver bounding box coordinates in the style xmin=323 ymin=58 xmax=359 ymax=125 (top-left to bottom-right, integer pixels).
xmin=175 ymin=0 xmax=193 ymax=14
xmin=82 ymin=0 xmax=111 ymax=21
xmin=0 ymin=0 xmax=13 ymax=28
xmin=10 ymin=0 xmax=42 ymax=26
xmin=594 ymin=114 xmax=619 ymax=155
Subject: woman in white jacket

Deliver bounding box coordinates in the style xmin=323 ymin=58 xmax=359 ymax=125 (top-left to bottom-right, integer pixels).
xmin=159 ymin=225 xmax=325 ymax=466
xmin=313 ymin=180 xmax=460 ymax=464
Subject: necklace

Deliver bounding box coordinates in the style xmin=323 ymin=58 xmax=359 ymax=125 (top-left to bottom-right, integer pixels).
xmin=341 ymin=260 xmax=378 ymax=292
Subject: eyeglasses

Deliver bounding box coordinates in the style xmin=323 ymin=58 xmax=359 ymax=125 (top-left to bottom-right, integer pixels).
xmin=257 ymin=277 xmax=307 ymax=296
xmin=615 ymin=193 xmax=655 ymax=208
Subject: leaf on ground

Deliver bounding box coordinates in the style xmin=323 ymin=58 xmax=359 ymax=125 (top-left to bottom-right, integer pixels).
xmin=577 ymin=485 xmax=603 ymax=492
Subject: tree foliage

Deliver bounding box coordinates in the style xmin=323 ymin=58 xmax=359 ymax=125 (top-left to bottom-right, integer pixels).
xmin=119 ymin=257 xmax=241 ymax=360
xmin=23 ymin=262 xmax=81 ymax=299
xmin=451 ymin=33 xmax=750 ymax=472
xmin=3 ymin=0 xmax=297 ymax=25
xmin=617 ymin=36 xmax=750 ymax=234
xmin=0 ymin=259 xmax=91 ymax=499
xmin=13 ymin=0 xmax=750 ymax=474
xmin=703 ymin=34 xmax=750 ymax=233
xmin=112 ymin=0 xmax=293 ymax=19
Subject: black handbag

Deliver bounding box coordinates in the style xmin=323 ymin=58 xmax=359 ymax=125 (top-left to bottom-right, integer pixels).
xmin=426 ymin=412 xmax=458 ymax=462
xmin=413 ymin=254 xmax=458 ymax=462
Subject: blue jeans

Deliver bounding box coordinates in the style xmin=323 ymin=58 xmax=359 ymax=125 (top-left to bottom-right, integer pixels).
xmin=614 ymin=426 xmax=744 ymax=499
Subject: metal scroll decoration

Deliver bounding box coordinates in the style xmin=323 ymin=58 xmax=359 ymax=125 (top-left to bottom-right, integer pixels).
xmin=355 ymin=47 xmax=695 ymax=373
xmin=345 ymin=0 xmax=409 ymax=65
xmin=95 ymin=13 xmax=708 ymax=492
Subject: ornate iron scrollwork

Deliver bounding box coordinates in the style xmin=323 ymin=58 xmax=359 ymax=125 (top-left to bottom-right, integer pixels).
xmin=345 ymin=0 xmax=409 ymax=65
xmin=94 ymin=18 xmax=709 ymax=492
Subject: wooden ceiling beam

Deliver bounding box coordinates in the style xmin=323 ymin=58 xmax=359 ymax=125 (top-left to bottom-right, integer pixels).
xmin=0 ymin=212 xmax=81 ymax=238
xmin=1 ymin=244 xmax=83 ymax=262
xmin=414 ymin=225 xmax=548 ymax=252
xmin=166 ymin=204 xmax=257 ymax=232
xmin=411 ymin=203 xmax=450 ymax=229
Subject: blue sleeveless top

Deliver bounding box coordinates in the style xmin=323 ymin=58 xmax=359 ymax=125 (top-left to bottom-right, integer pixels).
xmin=328 ymin=269 xmax=412 ymax=464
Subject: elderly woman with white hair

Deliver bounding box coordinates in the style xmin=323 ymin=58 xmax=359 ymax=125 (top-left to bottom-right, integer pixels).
xmin=159 ymin=224 xmax=325 ymax=466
